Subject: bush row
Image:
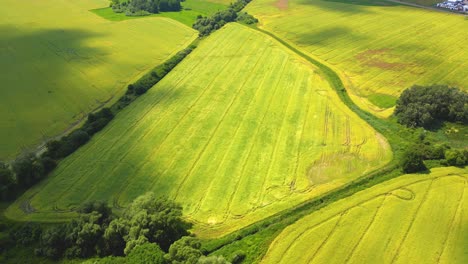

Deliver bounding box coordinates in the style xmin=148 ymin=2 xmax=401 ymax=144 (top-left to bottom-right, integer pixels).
xmin=193 ymin=0 xmax=258 ymax=36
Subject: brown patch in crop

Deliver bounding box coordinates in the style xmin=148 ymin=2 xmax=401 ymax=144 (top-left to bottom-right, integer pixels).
xmin=275 ymin=0 xmax=288 ymax=10
xmin=355 ymin=48 xmax=408 ymax=70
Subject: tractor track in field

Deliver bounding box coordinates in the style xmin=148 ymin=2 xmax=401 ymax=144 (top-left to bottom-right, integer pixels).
xmin=262 ymin=174 xmax=466 ymax=263
xmin=113 ymin=31 xmax=249 ymax=207
xmin=390 ymin=179 xmax=434 ymax=263
xmin=171 ymin=34 xmax=266 ymax=201
xmin=436 ymin=178 xmax=466 ymax=263
xmin=190 ymin=45 xmax=279 ymax=219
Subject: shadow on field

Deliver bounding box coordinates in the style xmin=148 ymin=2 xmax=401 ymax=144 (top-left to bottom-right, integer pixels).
xmin=293 ymin=26 xmax=369 ymax=47
xmin=296 ymin=0 xmax=400 ymax=14
xmin=0 ymin=25 xmax=106 ymax=95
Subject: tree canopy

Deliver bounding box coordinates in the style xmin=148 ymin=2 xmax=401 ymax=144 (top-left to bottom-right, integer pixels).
xmin=395 ymin=85 xmax=468 ymax=128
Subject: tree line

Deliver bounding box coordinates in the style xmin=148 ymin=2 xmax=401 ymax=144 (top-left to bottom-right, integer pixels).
xmin=193 ymin=0 xmax=258 ymax=36
xmin=110 ymin=0 xmax=182 ymax=16
xmin=4 ymin=192 xmax=239 ymax=263
xmin=0 ymin=45 xmax=196 ymax=202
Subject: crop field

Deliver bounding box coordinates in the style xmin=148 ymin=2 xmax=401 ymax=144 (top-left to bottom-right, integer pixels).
xmin=246 ymin=0 xmax=468 ymax=117
xmin=6 ymin=23 xmax=391 ymax=237
xmin=0 ymin=0 xmax=196 ymax=159
xmin=261 ymin=167 xmax=468 ymax=264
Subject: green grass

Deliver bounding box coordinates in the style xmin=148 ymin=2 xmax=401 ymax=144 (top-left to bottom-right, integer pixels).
xmin=260 ymin=166 xmax=468 ymax=263
xmin=0 ymin=0 xmax=197 ymax=159
xmin=6 ymin=23 xmax=391 ymax=238
xmin=367 ymin=93 xmax=398 ymax=108
xmin=246 ymin=0 xmax=468 ymax=117
xmin=91 ymin=0 xmax=227 ymax=26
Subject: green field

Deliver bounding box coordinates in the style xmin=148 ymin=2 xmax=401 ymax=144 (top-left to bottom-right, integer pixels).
xmin=92 ymin=0 xmax=227 ymax=26
xmin=246 ymin=0 xmax=468 ymax=117
xmin=0 ymin=0 xmax=196 ymax=159
xmin=261 ymin=166 xmax=468 ymax=264
xmin=6 ymin=23 xmax=391 ymax=237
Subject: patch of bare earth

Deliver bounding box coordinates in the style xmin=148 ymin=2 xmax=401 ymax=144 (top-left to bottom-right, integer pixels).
xmin=275 ymin=0 xmax=288 ymax=10
xmin=355 ymin=48 xmax=409 ymax=70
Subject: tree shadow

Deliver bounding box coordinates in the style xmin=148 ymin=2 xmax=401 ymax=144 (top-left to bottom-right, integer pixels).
xmin=0 ymin=25 xmax=107 ymax=158
xmin=293 ymin=26 xmax=369 ymax=47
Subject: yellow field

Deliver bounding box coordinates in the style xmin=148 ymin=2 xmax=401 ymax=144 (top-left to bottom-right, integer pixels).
xmin=6 ymin=23 xmax=391 ymax=237
xmin=246 ymin=0 xmax=468 ymax=117
xmin=0 ymin=0 xmax=196 ymax=158
xmin=262 ymin=167 xmax=468 ymax=264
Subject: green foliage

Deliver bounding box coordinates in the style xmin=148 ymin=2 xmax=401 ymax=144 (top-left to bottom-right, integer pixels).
xmin=0 ymin=162 xmax=15 ymax=200
xmin=395 ymin=85 xmax=468 ymax=128
xmin=128 ymin=46 xmax=195 ymax=96
xmin=12 ymin=154 xmax=44 ymax=187
xmin=112 ymin=0 xmax=181 ymax=16
xmin=192 ymin=0 xmax=257 ymax=36
xmin=236 ymin=12 xmax=258 ymax=25
xmin=166 ymin=236 xmax=203 ymax=264
xmin=400 ymin=148 xmax=427 ymax=173
xmin=228 ymin=250 xmax=245 ymax=264
xmin=106 ymin=193 xmax=190 ymax=254
xmin=127 ymin=243 xmax=165 ymax=263
xmin=445 ymin=149 xmax=468 ymax=166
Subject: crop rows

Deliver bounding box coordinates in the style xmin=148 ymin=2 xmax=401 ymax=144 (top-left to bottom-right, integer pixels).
xmin=0 ymin=0 xmax=196 ymax=158
xmin=246 ymin=0 xmax=468 ymax=117
xmin=7 ymin=23 xmax=391 ymax=237
xmin=261 ymin=167 xmax=468 ymax=264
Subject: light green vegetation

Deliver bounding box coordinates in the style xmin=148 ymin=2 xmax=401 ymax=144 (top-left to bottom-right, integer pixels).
xmin=368 ymin=93 xmax=398 ymax=108
xmin=261 ymin=166 xmax=468 ymax=264
xmin=91 ymin=0 xmax=227 ymax=26
xmin=6 ymin=23 xmax=391 ymax=237
xmin=0 ymin=0 xmax=196 ymax=159
xmin=246 ymin=0 xmax=468 ymax=117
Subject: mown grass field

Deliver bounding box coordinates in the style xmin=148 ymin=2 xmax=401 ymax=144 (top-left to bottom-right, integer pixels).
xmin=0 ymin=0 xmax=196 ymax=159
xmin=6 ymin=23 xmax=391 ymax=237
xmin=92 ymin=0 xmax=227 ymax=26
xmin=261 ymin=166 xmax=468 ymax=264
xmin=246 ymin=0 xmax=468 ymax=117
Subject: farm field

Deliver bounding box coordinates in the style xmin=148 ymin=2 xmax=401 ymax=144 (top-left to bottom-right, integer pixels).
xmin=0 ymin=0 xmax=196 ymax=159
xmin=245 ymin=0 xmax=468 ymax=117
xmin=261 ymin=166 xmax=468 ymax=264
xmin=6 ymin=23 xmax=391 ymax=237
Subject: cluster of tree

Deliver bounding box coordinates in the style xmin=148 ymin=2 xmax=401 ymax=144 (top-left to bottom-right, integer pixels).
xmin=127 ymin=45 xmax=195 ymax=96
xmin=5 ymin=193 xmax=234 ymax=263
xmin=192 ymin=0 xmax=257 ymax=36
xmin=0 ymin=154 xmax=57 ymax=201
xmin=110 ymin=0 xmax=182 ymax=16
xmin=395 ymin=85 xmax=468 ymax=128
xmin=400 ymin=135 xmax=468 ymax=173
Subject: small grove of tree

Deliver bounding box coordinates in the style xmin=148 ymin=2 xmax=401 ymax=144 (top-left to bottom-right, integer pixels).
xmin=29 ymin=193 xmax=191 ymax=260
xmin=394 ymin=85 xmax=468 ymax=128
xmin=110 ymin=0 xmax=181 ymax=16
xmin=192 ymin=0 xmax=257 ymax=36
xmin=104 ymin=193 xmax=191 ymax=255
xmin=399 ymin=134 xmax=467 ymax=173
